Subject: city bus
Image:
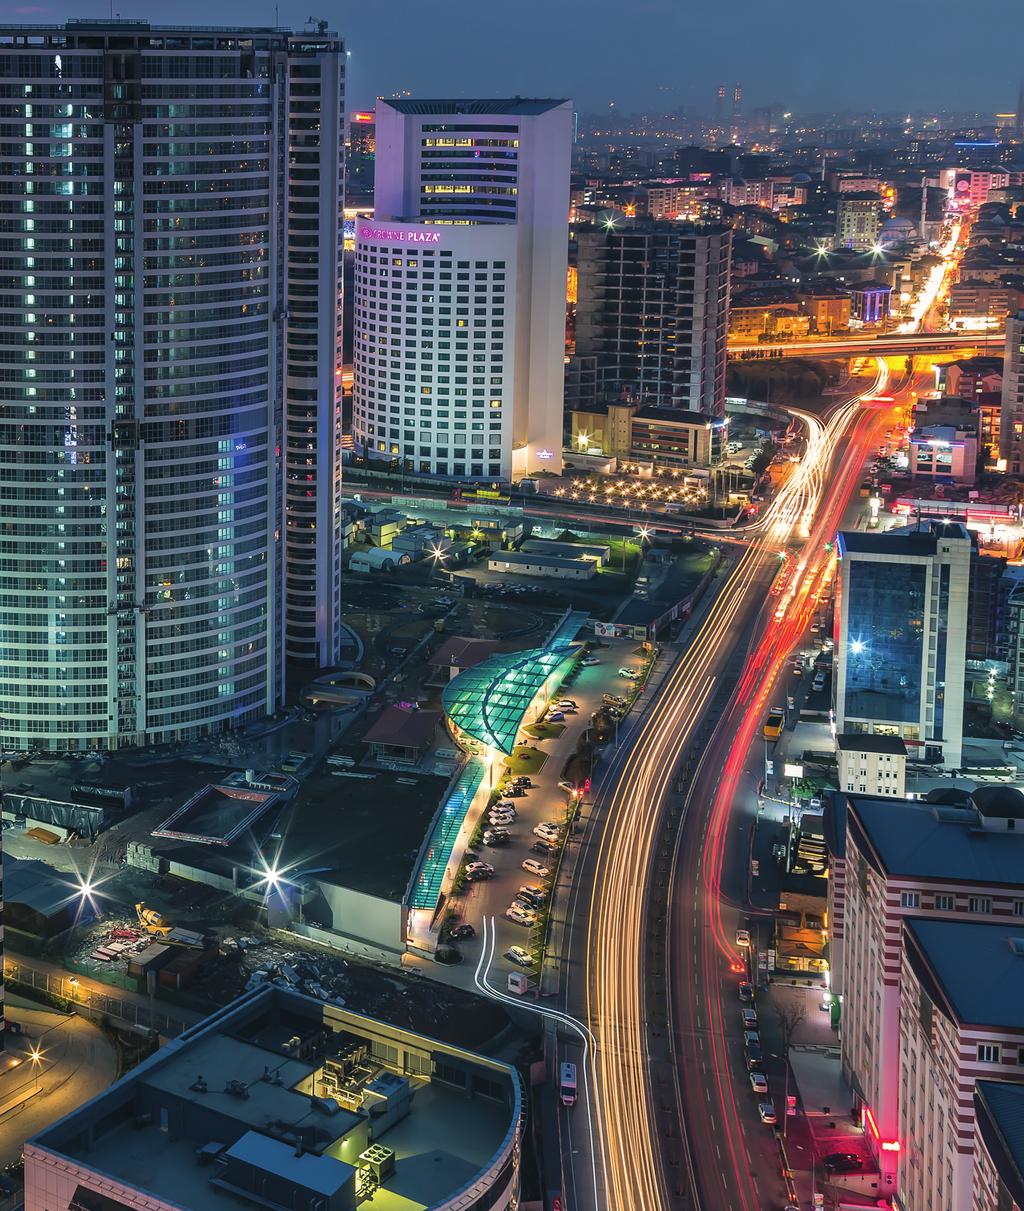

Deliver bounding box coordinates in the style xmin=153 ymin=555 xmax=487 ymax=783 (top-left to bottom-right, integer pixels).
xmin=558 ymin=1062 xmax=578 ymax=1108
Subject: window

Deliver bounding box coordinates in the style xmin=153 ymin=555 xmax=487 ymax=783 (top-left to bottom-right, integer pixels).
xmin=900 ymin=891 xmax=920 ymax=909
xmin=1014 ymin=901 xmax=1024 ymax=918
xmin=969 ymin=896 xmax=992 ymax=914
xmin=977 ymin=1044 xmax=1001 ymax=1063
xmin=934 ymin=894 xmax=955 ymax=911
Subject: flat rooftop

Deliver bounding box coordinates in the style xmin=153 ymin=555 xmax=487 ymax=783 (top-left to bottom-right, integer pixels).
xmin=278 ymin=769 xmax=449 ymax=902
xmin=845 ymin=794 xmax=1024 ymax=885
xmin=905 ymin=918 xmax=1024 ymax=1029
xmin=32 ymin=986 xmax=521 ymax=1211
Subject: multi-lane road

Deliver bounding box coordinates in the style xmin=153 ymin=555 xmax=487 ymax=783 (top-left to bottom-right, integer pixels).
xmin=544 ymin=360 xmax=902 ymax=1210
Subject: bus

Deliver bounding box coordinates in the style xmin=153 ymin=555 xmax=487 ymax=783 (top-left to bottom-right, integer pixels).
xmin=559 ymin=1062 xmax=577 ymax=1108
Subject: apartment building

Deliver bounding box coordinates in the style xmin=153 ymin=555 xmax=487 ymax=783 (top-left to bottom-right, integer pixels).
xmin=899 ymin=919 xmax=1024 ymax=1211
xmin=836 ymin=734 xmax=907 ymax=798
xmin=973 ymin=1080 xmax=1024 ymax=1211
xmin=825 ymin=790 xmax=1024 ymax=1190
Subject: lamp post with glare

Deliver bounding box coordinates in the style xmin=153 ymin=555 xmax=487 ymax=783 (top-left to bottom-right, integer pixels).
xmin=29 ymin=1048 xmax=42 ymax=1093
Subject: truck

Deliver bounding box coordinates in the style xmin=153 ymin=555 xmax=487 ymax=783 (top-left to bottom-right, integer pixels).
xmin=135 ymin=903 xmax=206 ymax=949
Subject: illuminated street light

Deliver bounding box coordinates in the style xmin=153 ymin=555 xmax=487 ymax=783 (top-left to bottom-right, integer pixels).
xmin=29 ymin=1047 xmax=43 ymax=1092
xmin=850 ymin=639 xmax=866 ymax=655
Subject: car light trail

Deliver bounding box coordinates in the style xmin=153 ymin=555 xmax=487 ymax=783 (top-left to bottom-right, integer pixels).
xmin=579 ymin=359 xmax=895 ymax=1211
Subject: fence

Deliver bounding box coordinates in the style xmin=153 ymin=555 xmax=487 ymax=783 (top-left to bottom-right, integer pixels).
xmin=3 ymin=959 xmax=190 ymax=1039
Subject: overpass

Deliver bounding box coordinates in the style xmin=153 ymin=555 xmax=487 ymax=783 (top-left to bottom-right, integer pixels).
xmin=729 ymin=330 xmax=1005 ymax=359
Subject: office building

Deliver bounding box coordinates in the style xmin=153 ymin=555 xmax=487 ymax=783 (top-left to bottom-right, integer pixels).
xmin=351 ymin=98 xmax=572 ymax=481
xmin=0 ymin=20 xmax=346 ymax=753
xmin=824 ymin=790 xmax=1024 ymax=1191
xmin=899 ymin=919 xmax=1024 ymax=1211
xmin=835 ymin=522 xmax=971 ymax=768
xmin=573 ymin=221 xmax=732 ymax=418
xmin=974 ymin=1081 xmax=1024 ymax=1211
xmin=26 ymin=984 xmax=524 ymax=1211
xmin=569 ymin=401 xmax=720 ymax=470
xmin=835 ymin=193 xmax=882 ymax=251
xmin=1001 ymin=312 xmax=1024 ymax=475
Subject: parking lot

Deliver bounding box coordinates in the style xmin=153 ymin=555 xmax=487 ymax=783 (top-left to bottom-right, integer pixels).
xmin=432 ymin=638 xmax=652 ymax=988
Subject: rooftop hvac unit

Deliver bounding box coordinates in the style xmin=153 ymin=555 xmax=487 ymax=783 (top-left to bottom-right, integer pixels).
xmin=359 ymin=1144 xmax=396 ymax=1183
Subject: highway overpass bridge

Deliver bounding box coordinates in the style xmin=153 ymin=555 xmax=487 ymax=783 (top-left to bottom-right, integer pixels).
xmin=729 ymin=331 xmax=1005 ymax=359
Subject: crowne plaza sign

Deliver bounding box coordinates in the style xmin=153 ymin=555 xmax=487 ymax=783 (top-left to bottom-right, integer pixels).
xmin=359 ymin=224 xmax=441 ymax=245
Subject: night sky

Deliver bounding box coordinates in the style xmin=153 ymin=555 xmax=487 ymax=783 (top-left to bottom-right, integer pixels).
xmin=21 ymin=0 xmax=1023 ymax=115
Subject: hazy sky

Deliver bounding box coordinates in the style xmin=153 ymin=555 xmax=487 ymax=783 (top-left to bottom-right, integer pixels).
xmin=14 ymin=0 xmax=1024 ymax=116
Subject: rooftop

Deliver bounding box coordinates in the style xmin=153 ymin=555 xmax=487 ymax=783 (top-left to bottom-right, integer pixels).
xmin=976 ymin=1081 xmax=1024 ymax=1209
xmin=277 ymin=769 xmax=450 ymax=902
xmin=381 ymin=97 xmax=567 ymax=116
xmin=428 ymin=636 xmax=499 ymax=670
xmin=836 ymin=733 xmax=908 ymax=756
xmin=838 ymin=519 xmax=970 ymax=558
xmin=843 ymin=794 xmax=1024 ymax=885
xmin=441 ymin=641 xmax=578 ymax=755
xmin=905 ymin=918 xmax=1024 ymax=1028
xmin=30 ymin=986 xmax=521 ymax=1211
xmin=362 ymin=706 xmax=440 ymax=750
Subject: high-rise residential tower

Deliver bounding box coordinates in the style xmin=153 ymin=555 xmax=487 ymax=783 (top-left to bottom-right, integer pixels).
xmin=835 ymin=521 xmax=971 ymax=768
xmin=573 ymin=221 xmax=732 ymax=419
xmin=351 ymin=98 xmax=572 ymax=482
xmin=0 ymin=20 xmax=345 ymax=752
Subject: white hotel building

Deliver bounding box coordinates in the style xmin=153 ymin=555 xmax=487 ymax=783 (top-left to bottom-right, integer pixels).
xmin=352 ymin=98 xmax=572 ymax=482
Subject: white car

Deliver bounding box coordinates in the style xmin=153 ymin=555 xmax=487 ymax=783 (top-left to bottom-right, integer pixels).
xmin=758 ymin=1101 xmax=777 ymax=1125
xmin=505 ymin=905 xmax=537 ymax=927
xmin=533 ymin=823 xmax=561 ymax=840
xmin=522 ymin=858 xmax=550 ymax=878
xmin=581 ymin=656 xmax=600 ymax=665
xmin=618 ymin=667 xmax=639 ymax=678
xmin=749 ymin=1071 xmax=769 ymax=1095
xmin=545 ymin=711 xmax=564 ymax=722
xmin=465 ymin=861 xmax=494 ymax=877
xmin=735 ymin=928 xmax=751 ymax=948
xmin=557 ymin=699 xmax=578 ymax=709
xmin=505 ymin=945 xmax=534 ymax=968
xmin=489 ymin=813 xmax=516 ymax=827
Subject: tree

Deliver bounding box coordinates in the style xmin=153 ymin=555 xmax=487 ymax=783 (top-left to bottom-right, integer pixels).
xmin=777 ymin=999 xmax=808 ymax=1137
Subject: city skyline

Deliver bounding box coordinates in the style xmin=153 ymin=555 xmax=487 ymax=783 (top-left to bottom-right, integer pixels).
xmin=42 ymin=0 xmax=1024 ymax=116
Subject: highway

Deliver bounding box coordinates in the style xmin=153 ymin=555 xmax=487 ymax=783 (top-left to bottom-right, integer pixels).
xmin=546 ymin=360 xmax=893 ymax=1210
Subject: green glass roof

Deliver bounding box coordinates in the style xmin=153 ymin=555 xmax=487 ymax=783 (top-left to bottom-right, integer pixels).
xmin=408 ymin=756 xmax=486 ymax=911
xmin=441 ymin=641 xmax=577 ymax=755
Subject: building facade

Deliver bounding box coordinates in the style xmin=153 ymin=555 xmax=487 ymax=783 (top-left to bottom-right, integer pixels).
xmin=973 ymin=1080 xmax=1024 ymax=1211
xmin=835 ymin=523 xmax=971 ymax=767
xmin=1001 ymin=311 xmax=1024 ymax=475
xmin=574 ymin=221 xmax=732 ymax=419
xmin=570 ymin=402 xmax=718 ymax=469
xmin=351 ymin=98 xmax=572 ymax=482
xmin=828 ymin=792 xmax=1024 ymax=1194
xmin=836 ymin=734 xmax=907 ymax=797
xmin=26 ymin=984 xmax=524 ymax=1211
xmin=899 ymin=919 xmax=1024 ymax=1211
xmin=0 ymin=20 xmax=346 ymax=752
xmin=836 ymin=193 xmax=882 ymax=251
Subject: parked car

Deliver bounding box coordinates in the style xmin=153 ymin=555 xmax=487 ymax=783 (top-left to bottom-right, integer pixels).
xmin=618 ymin=667 xmax=639 ymax=678
xmin=557 ymin=699 xmax=578 ymax=709
xmin=735 ymin=928 xmax=751 ymax=947
xmin=745 ymin=1042 xmax=763 ymax=1069
xmin=505 ymin=905 xmax=537 ymax=927
xmin=758 ymin=1101 xmax=777 ymax=1125
xmin=488 ymin=812 xmax=516 ymax=827
xmin=743 ymin=1030 xmax=760 ymax=1049
xmin=483 ymin=829 xmax=510 ymax=847
xmin=545 ymin=711 xmax=564 ymax=722
xmin=749 ymin=1072 xmax=769 ymax=1095
xmin=449 ymin=924 xmax=476 ymax=940
xmin=823 ymin=1153 xmax=862 ymax=1172
xmin=517 ymin=886 xmax=546 ymax=908
xmin=531 ymin=840 xmax=556 ymax=856
xmin=533 ymin=823 xmax=561 ymax=840
xmin=738 ymin=981 xmax=754 ymax=1002
xmin=581 ymin=656 xmax=600 ymax=666
xmin=465 ymin=861 xmax=494 ymax=880
xmin=505 ymin=945 xmax=534 ymax=968
xmin=522 ymin=858 xmax=550 ymax=878
xmin=741 ymin=1008 xmax=758 ymax=1029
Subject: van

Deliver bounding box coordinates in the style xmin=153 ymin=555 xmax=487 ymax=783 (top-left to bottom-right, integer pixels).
xmin=812 ymin=671 xmax=826 ymax=692
xmin=559 ymin=1062 xmax=578 ymax=1108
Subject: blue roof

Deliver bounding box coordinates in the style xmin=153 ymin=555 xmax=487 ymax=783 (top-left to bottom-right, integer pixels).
xmin=906 ymin=919 xmax=1024 ymax=1028
xmin=846 ymin=795 xmax=1024 ymax=885
xmin=407 ymin=757 xmax=487 ymax=911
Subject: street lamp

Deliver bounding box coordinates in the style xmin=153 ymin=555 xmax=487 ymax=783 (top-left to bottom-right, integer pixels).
xmin=29 ymin=1048 xmax=42 ymax=1092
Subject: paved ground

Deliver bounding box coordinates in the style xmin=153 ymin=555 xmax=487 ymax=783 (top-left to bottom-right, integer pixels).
xmin=420 ymin=637 xmax=646 ymax=992
xmin=0 ymin=994 xmax=118 ymax=1165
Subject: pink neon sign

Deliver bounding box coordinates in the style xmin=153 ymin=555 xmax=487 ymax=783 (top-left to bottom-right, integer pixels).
xmin=360 ymin=224 xmax=441 ymax=245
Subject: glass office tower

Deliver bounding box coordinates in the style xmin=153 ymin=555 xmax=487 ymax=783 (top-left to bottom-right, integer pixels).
xmin=0 ymin=21 xmax=344 ymax=751
xmin=835 ymin=522 xmax=971 ymax=767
